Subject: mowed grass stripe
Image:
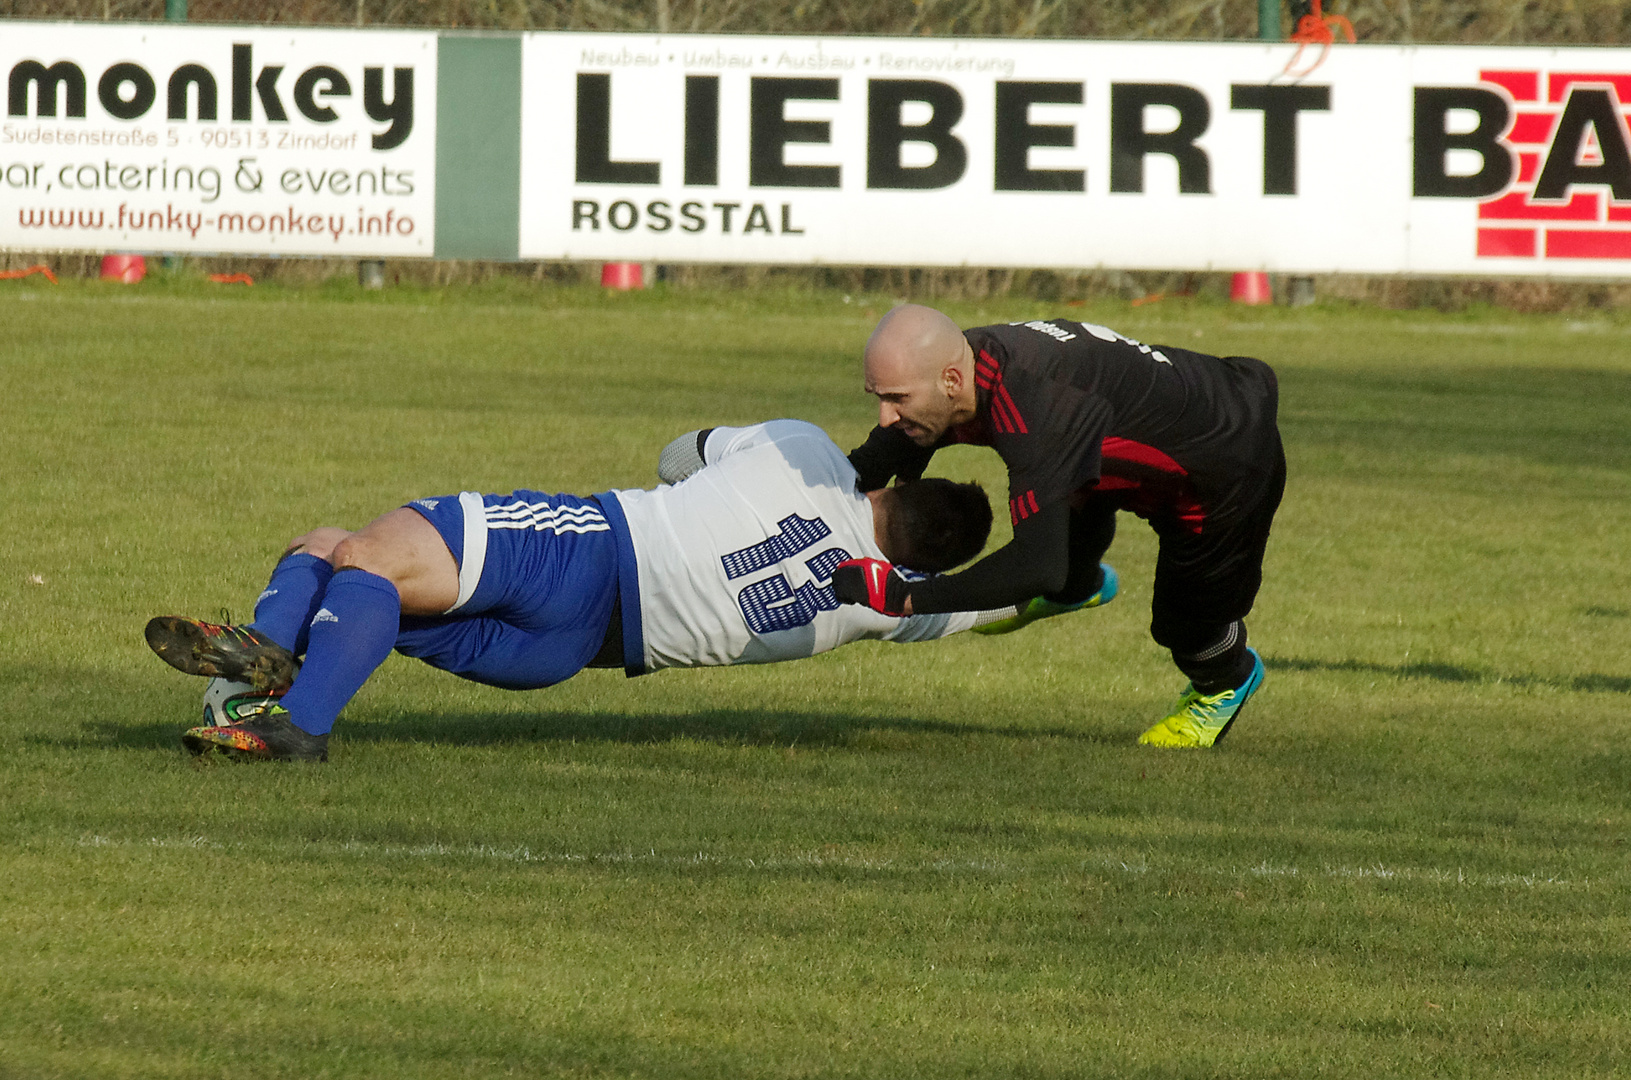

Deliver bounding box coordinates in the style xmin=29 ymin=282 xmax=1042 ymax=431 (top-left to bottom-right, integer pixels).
xmin=64 ymin=831 xmax=1597 ymax=892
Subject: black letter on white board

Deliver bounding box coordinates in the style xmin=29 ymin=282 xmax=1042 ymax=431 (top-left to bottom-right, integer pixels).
xmin=1230 ymin=83 xmax=1329 ymax=195
xmin=750 ymin=78 xmax=841 ymax=188
xmin=576 ymin=73 xmax=660 ymax=185
xmin=993 ymin=81 xmax=1084 ymax=192
xmin=1412 ymin=87 xmax=1512 ymax=198
xmin=1533 ymin=88 xmax=1631 ymax=201
xmin=1110 ymin=83 xmax=1211 ymax=194
xmin=867 ymin=79 xmax=966 ymax=190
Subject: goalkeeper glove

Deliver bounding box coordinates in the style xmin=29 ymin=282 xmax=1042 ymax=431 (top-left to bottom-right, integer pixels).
xmin=831 ymin=559 xmax=911 ymax=617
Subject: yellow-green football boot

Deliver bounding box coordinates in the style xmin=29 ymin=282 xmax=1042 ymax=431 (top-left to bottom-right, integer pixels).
xmin=1138 ymin=648 xmax=1264 ymax=749
xmin=972 ymin=565 xmax=1118 ymax=636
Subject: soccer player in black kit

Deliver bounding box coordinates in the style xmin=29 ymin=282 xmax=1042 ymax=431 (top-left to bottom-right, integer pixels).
xmin=831 ymin=304 xmax=1285 ymax=748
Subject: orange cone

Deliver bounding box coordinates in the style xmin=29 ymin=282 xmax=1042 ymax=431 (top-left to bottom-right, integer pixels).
xmin=1229 ymin=272 xmax=1271 ymax=305
xmin=600 ymin=262 xmax=643 ymax=290
xmin=100 ymin=254 xmax=146 ymax=284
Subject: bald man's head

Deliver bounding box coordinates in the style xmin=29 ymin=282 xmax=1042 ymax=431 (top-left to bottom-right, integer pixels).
xmin=866 ymin=304 xmax=966 ymax=381
xmin=862 ymin=304 xmax=977 ymax=445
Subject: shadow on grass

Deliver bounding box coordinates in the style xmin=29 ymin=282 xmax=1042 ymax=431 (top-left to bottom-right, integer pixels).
xmin=50 ymin=707 xmax=1121 ymax=754
xmin=10 ymin=661 xmax=1122 ymax=754
xmin=359 ymin=706 xmax=1122 ymax=749
xmin=1267 ymin=655 xmax=1631 ymax=694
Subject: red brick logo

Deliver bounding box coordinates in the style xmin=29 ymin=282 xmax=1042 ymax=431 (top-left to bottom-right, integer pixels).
xmin=1476 ymin=70 xmax=1631 ymax=260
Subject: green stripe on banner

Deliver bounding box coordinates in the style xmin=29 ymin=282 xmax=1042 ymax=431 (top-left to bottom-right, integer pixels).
xmin=435 ymin=34 xmax=521 ymax=260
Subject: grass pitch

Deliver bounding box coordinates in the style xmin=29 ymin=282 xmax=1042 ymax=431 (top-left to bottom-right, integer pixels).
xmin=2 ymin=277 xmax=1629 ymax=1078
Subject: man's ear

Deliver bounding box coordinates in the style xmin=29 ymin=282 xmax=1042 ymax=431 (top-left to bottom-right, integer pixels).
xmin=941 ymin=362 xmax=965 ymax=397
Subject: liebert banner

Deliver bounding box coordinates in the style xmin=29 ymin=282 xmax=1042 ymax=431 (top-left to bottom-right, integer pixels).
xmin=520 ymin=34 xmax=1631 ymax=276
xmin=0 ymin=22 xmax=434 ymax=256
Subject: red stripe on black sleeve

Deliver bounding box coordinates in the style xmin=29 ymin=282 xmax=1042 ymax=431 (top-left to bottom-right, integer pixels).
xmin=995 ymin=384 xmax=1028 ymax=434
xmin=1009 ymin=490 xmax=1038 ymax=525
xmin=988 ymin=390 xmax=1017 ymax=433
xmin=975 ymin=352 xmax=999 ymax=398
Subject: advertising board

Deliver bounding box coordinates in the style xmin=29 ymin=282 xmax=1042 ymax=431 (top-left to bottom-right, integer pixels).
xmin=1 ymin=22 xmax=435 ymax=256
xmin=6 ymin=24 xmax=1628 ymax=276
xmin=518 ymin=34 xmax=1631 ymax=275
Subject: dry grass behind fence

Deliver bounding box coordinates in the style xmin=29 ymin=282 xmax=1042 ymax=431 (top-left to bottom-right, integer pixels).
xmin=5 ymin=0 xmax=1629 ymax=43
xmin=8 ymin=253 xmax=1630 ymax=313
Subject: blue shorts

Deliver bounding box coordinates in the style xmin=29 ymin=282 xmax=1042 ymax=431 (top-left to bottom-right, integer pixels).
xmin=393 ymin=490 xmax=620 ymax=690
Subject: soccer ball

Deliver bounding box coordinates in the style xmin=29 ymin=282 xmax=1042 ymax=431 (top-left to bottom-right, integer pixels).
xmin=200 ymin=678 xmax=278 ymax=727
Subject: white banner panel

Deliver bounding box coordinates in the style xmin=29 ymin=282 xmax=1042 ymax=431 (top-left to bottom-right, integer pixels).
xmin=1 ymin=22 xmax=434 ymax=256
xmin=519 ymin=34 xmax=1631 ymax=276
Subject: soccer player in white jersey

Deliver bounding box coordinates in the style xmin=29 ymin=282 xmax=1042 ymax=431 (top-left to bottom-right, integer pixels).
xmin=145 ymin=421 xmax=1009 ymax=761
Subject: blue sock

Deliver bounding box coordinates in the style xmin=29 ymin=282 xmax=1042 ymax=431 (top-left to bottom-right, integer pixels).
xmin=280 ymin=569 xmax=400 ymax=736
xmin=249 ymin=552 xmax=335 ymax=655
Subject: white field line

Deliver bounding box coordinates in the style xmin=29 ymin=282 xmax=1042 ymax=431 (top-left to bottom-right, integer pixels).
xmin=1147 ymin=318 xmax=1627 ymax=339
xmin=71 ymin=834 xmax=1590 ymax=891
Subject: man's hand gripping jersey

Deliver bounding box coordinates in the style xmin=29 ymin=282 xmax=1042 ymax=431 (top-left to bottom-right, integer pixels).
xmin=831 ymin=558 xmax=912 ymax=617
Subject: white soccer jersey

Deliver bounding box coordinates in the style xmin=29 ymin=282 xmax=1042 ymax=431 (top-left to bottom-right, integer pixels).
xmin=610 ymin=420 xmax=994 ymax=671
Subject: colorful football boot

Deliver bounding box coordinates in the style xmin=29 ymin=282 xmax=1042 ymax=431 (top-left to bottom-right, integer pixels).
xmin=145 ymin=615 xmax=298 ymax=693
xmin=1138 ymin=648 xmax=1264 ymax=749
xmin=182 ymin=703 xmax=328 ymax=762
xmin=972 ymin=564 xmax=1119 ymax=635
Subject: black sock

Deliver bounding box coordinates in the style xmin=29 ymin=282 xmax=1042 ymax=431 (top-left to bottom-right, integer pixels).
xmin=1172 ymin=621 xmax=1254 ymax=694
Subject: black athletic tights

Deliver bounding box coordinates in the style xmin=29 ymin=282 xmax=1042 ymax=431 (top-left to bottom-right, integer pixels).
xmin=1054 ymin=502 xmax=1256 ymax=696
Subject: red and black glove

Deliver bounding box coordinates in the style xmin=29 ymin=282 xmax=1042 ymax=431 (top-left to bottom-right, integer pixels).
xmin=831 ymin=559 xmax=911 ymax=617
